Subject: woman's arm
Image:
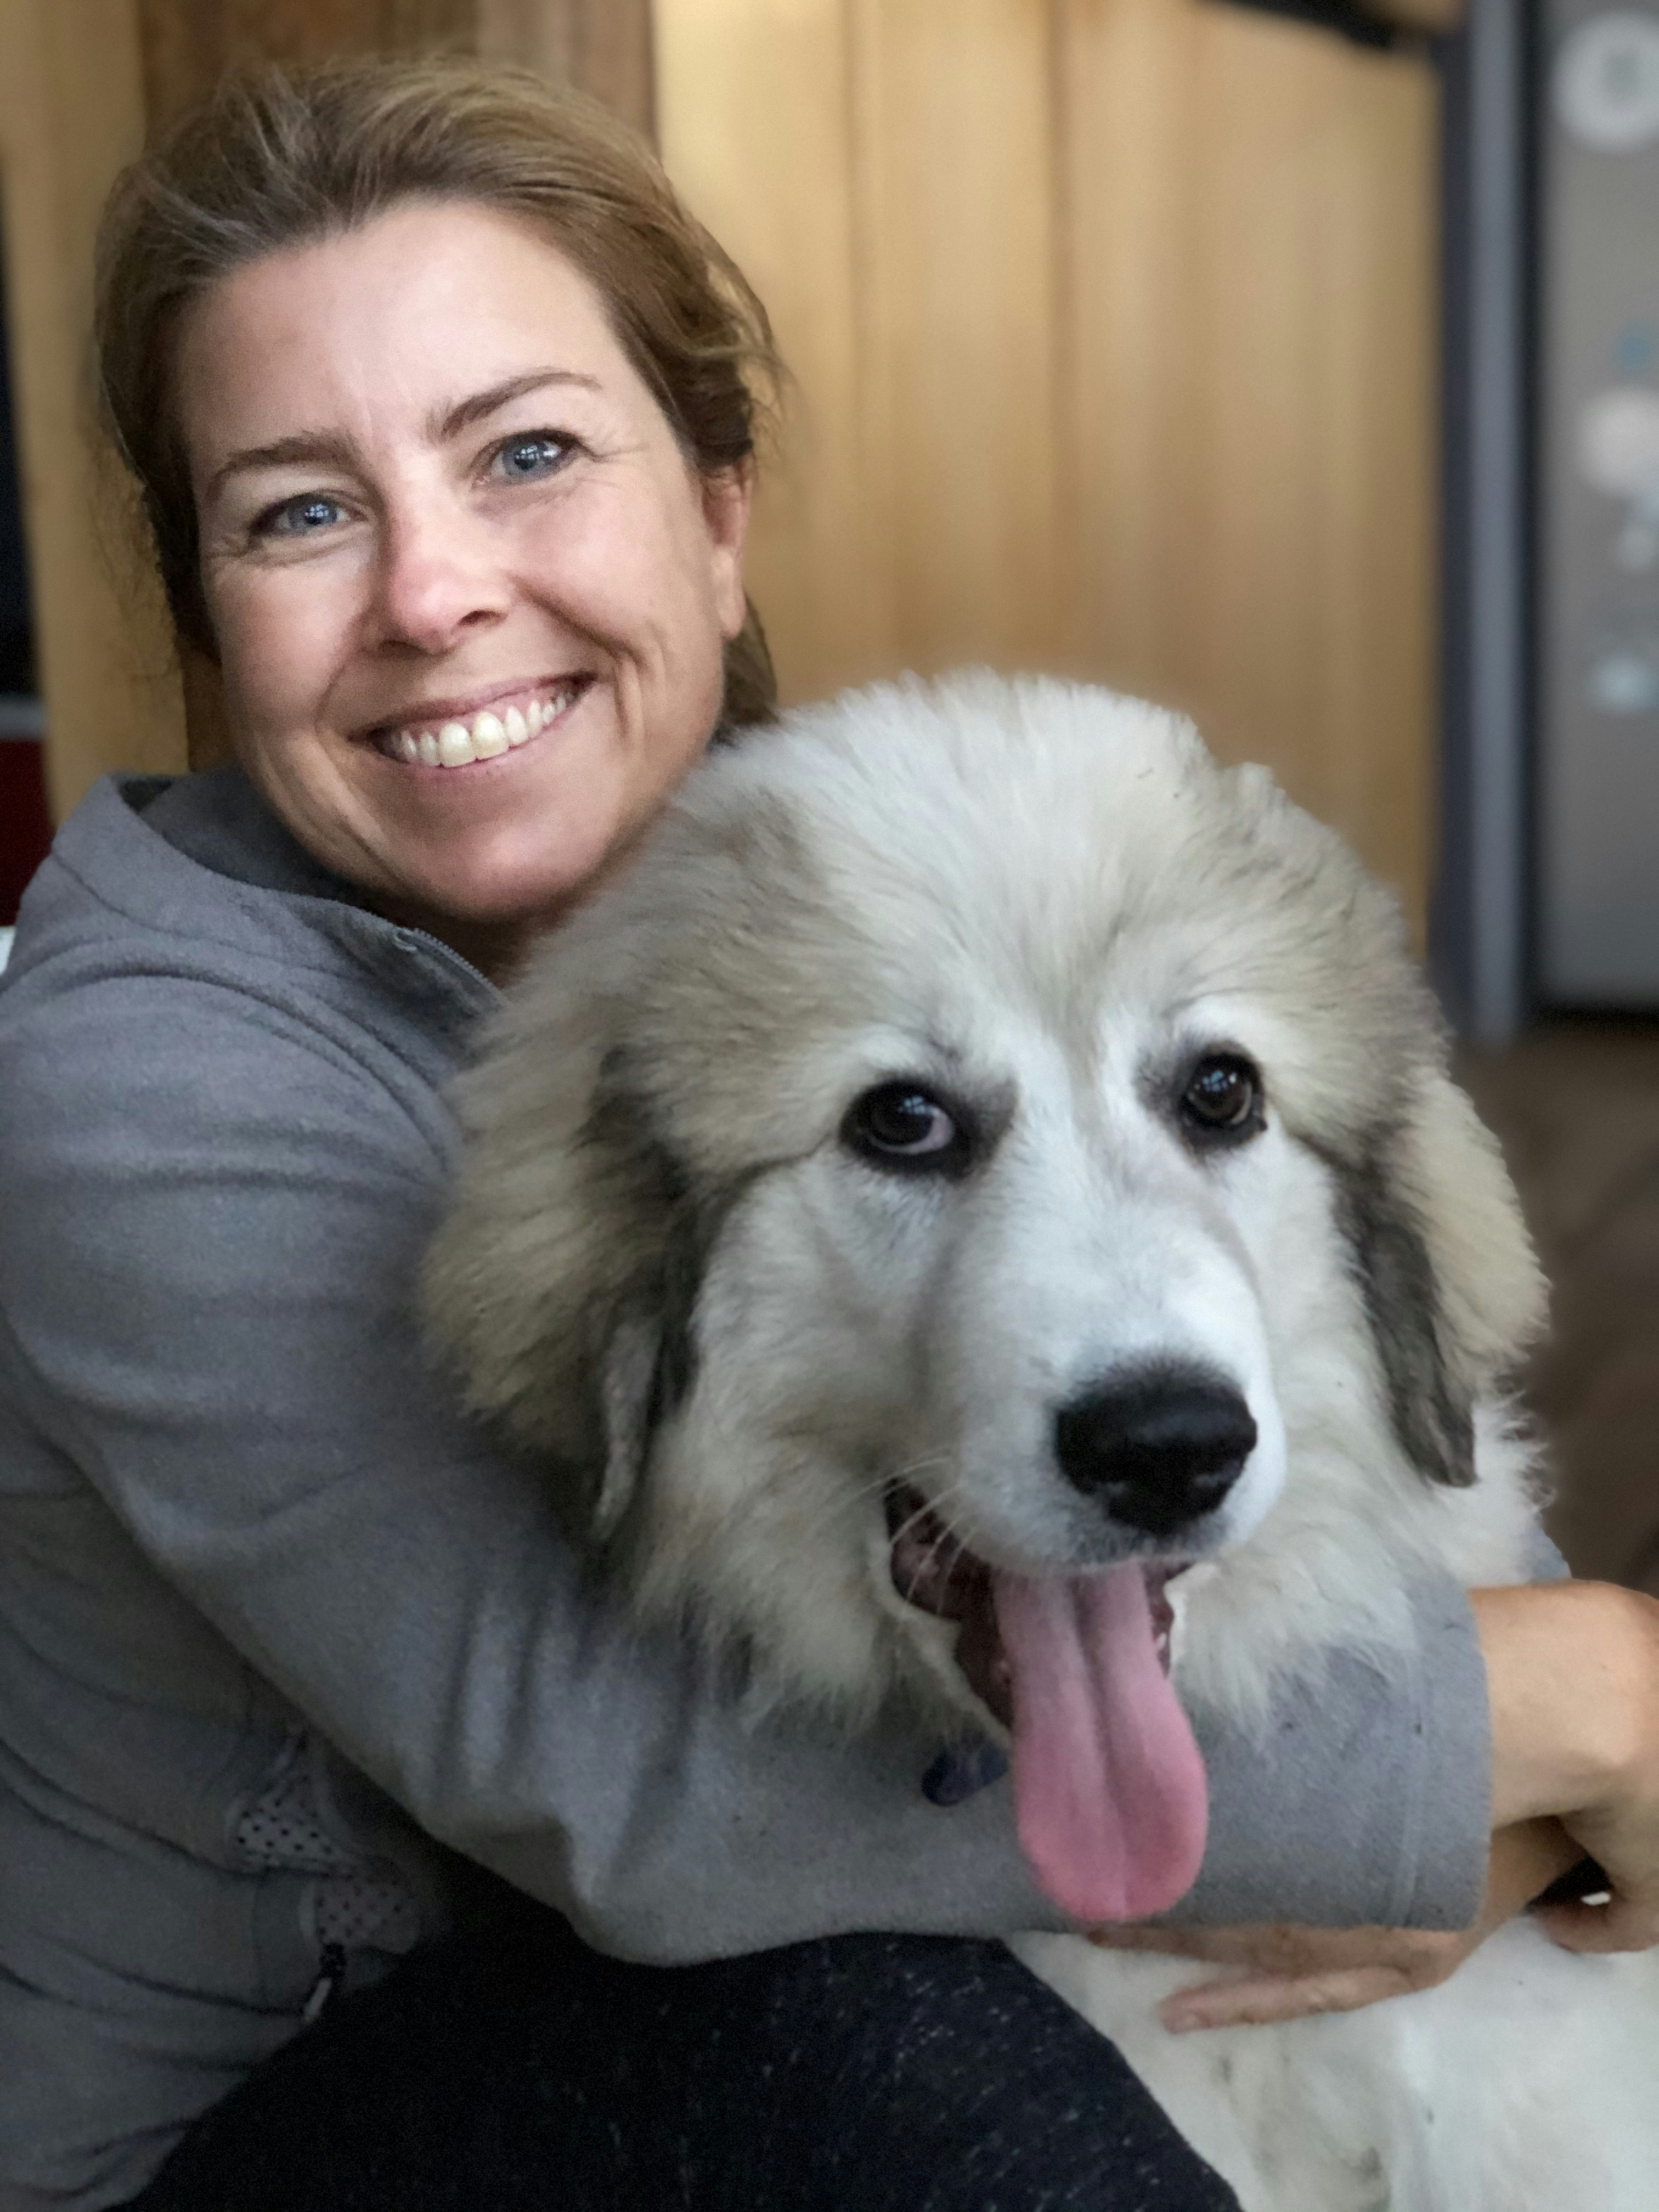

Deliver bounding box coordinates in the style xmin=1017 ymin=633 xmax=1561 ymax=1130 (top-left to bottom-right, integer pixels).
xmin=1095 ymin=1815 xmax=1583 ymax=2029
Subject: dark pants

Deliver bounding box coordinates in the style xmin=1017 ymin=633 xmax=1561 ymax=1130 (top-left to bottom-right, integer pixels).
xmin=129 ymin=1913 xmax=1240 ymax=2212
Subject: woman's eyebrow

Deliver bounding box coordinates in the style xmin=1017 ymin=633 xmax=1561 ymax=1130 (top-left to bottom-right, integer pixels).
xmin=205 ymin=429 xmax=357 ymax=504
xmin=205 ymin=370 xmax=603 ymax=503
xmin=431 ymin=367 xmax=601 ymax=440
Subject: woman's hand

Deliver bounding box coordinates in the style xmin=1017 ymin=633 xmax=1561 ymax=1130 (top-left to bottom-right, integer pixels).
xmin=1475 ymin=1581 xmax=1659 ymax=1952
xmin=1090 ymin=1817 xmax=1581 ymax=2032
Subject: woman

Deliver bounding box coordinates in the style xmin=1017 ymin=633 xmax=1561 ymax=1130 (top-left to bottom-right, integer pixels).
xmin=0 ymin=55 xmax=1655 ymax=2212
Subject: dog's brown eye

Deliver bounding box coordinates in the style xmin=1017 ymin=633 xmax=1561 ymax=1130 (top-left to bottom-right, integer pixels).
xmin=1180 ymin=1053 xmax=1263 ymax=1141
xmin=844 ymin=1082 xmax=971 ymax=1176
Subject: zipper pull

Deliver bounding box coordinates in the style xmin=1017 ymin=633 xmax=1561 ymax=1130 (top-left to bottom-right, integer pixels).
xmin=302 ymin=1941 xmax=348 ymax=2025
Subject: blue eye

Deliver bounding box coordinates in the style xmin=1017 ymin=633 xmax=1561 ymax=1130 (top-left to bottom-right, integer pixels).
xmin=495 ymin=435 xmax=569 ymax=481
xmin=261 ymin=495 xmax=343 ymax=539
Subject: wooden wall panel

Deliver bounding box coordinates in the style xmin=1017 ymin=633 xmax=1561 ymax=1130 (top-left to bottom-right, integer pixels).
xmin=138 ymin=0 xmax=654 ymax=138
xmin=657 ymin=0 xmax=1065 ymax=698
xmin=136 ymin=0 xmax=475 ymax=128
xmin=655 ymin=0 xmax=872 ymax=702
xmin=0 ymin=0 xmax=185 ymax=817
xmin=477 ymin=0 xmax=655 ymax=140
xmin=850 ymin=2 xmax=1064 ymax=674
xmin=656 ymin=0 xmax=1439 ymax=926
xmin=1056 ymin=0 xmax=1437 ymax=916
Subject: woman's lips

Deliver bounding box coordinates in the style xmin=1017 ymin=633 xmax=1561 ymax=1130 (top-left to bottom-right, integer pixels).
xmin=371 ymin=676 xmax=591 ymax=768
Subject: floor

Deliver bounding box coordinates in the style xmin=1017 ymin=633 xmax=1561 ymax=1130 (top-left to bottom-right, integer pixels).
xmin=1458 ymin=1020 xmax=1659 ymax=1593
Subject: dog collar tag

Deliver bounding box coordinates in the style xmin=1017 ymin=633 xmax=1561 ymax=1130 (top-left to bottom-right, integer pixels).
xmin=922 ymin=1739 xmax=1010 ymax=1807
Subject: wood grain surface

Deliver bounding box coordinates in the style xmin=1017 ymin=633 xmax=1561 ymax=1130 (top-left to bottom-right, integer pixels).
xmin=657 ymin=0 xmax=1440 ymax=927
xmin=135 ymin=0 xmax=476 ymax=128
xmin=477 ymin=0 xmax=654 ymax=139
xmin=0 ymin=0 xmax=185 ymax=814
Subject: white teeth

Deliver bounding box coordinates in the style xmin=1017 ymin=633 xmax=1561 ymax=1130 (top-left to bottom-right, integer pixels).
xmin=387 ymin=686 xmax=583 ymax=766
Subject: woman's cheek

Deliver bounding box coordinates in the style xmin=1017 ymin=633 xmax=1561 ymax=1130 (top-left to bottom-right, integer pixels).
xmin=215 ymin=567 xmax=357 ymax=732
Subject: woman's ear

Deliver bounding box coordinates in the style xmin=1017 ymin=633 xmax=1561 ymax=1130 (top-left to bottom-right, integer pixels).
xmin=702 ymin=462 xmax=753 ymax=640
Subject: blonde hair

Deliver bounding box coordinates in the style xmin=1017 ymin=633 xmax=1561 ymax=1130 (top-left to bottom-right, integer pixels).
xmin=94 ymin=54 xmax=781 ymax=731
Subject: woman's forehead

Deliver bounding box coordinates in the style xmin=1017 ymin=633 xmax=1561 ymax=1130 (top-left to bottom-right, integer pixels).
xmin=173 ymin=200 xmax=641 ymax=475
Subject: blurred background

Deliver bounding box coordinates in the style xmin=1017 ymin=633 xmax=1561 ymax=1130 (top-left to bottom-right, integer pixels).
xmin=1 ymin=0 xmax=1655 ymax=1585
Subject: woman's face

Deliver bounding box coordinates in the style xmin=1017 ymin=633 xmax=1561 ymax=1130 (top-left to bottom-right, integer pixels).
xmin=174 ymin=198 xmax=751 ymax=953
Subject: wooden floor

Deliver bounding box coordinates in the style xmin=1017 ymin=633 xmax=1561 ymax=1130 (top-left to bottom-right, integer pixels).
xmin=1459 ymin=1021 xmax=1659 ymax=1593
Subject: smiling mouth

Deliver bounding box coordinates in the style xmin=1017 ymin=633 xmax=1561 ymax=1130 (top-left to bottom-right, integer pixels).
xmin=883 ymin=1481 xmax=1177 ymax=1727
xmin=371 ymin=676 xmax=592 ymax=769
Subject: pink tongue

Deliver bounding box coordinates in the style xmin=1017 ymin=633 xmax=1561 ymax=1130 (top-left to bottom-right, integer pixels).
xmin=993 ymin=1565 xmax=1207 ymax=1923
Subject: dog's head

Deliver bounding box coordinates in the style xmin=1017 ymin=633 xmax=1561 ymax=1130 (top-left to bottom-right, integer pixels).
xmin=425 ymin=674 xmax=1543 ymax=1910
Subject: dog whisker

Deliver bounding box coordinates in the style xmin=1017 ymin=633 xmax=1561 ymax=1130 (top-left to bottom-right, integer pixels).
xmin=753 ymin=1454 xmax=962 ymax=1555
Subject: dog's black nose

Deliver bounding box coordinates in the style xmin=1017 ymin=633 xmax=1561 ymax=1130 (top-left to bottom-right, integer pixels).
xmin=1053 ymin=1370 xmax=1257 ymax=1537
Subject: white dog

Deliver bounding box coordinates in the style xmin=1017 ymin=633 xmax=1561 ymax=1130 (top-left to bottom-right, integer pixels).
xmin=425 ymin=672 xmax=1659 ymax=2212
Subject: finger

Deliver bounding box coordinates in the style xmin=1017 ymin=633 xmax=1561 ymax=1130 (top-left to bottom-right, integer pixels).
xmin=1533 ymin=1898 xmax=1659 ymax=1954
xmin=1158 ymin=1966 xmax=1418 ymax=2033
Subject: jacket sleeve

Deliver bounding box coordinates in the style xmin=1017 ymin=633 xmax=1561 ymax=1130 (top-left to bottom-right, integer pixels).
xmin=0 ymin=963 xmax=1496 ymax=1954
xmin=1177 ymin=1583 xmax=1492 ymax=1929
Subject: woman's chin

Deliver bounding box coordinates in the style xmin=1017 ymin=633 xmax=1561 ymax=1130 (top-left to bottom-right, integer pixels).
xmin=385 ymin=831 xmax=611 ymax=944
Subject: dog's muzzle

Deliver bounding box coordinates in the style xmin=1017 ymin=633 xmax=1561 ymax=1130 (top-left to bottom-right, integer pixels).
xmin=884 ymin=1486 xmax=1177 ymax=1725
xmin=1052 ymin=1368 xmax=1257 ymax=1538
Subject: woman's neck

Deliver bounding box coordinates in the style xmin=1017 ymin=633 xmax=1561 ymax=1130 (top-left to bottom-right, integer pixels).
xmin=370 ymin=901 xmax=537 ymax=987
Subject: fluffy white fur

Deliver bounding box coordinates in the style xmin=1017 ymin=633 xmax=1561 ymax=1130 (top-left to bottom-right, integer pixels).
xmin=426 ymin=673 xmax=1659 ymax=2211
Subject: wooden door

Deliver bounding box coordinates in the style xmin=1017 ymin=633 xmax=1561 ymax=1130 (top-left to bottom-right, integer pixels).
xmin=137 ymin=0 xmax=652 ymax=136
xmin=0 ymin=0 xmax=181 ymax=821
xmin=656 ymin=0 xmax=1440 ymax=926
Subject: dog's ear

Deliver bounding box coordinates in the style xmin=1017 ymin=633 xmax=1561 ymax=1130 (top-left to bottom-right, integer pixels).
xmin=422 ymin=1020 xmax=689 ymax=1524
xmin=1336 ymin=1069 xmax=1544 ymax=1488
xmin=595 ymin=1307 xmax=662 ymax=1536
xmin=589 ymin=1189 xmax=716 ymax=1536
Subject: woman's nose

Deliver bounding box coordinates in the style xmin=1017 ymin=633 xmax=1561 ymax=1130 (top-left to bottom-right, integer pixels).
xmin=370 ymin=495 xmax=510 ymax=653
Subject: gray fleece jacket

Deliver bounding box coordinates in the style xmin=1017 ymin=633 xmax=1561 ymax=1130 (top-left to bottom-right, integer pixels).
xmin=0 ymin=769 xmax=1494 ymax=2209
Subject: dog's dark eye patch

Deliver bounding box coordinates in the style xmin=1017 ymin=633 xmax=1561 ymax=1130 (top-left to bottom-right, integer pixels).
xmin=842 ymin=1080 xmax=977 ymax=1179
xmin=1177 ymin=1051 xmax=1266 ymax=1148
